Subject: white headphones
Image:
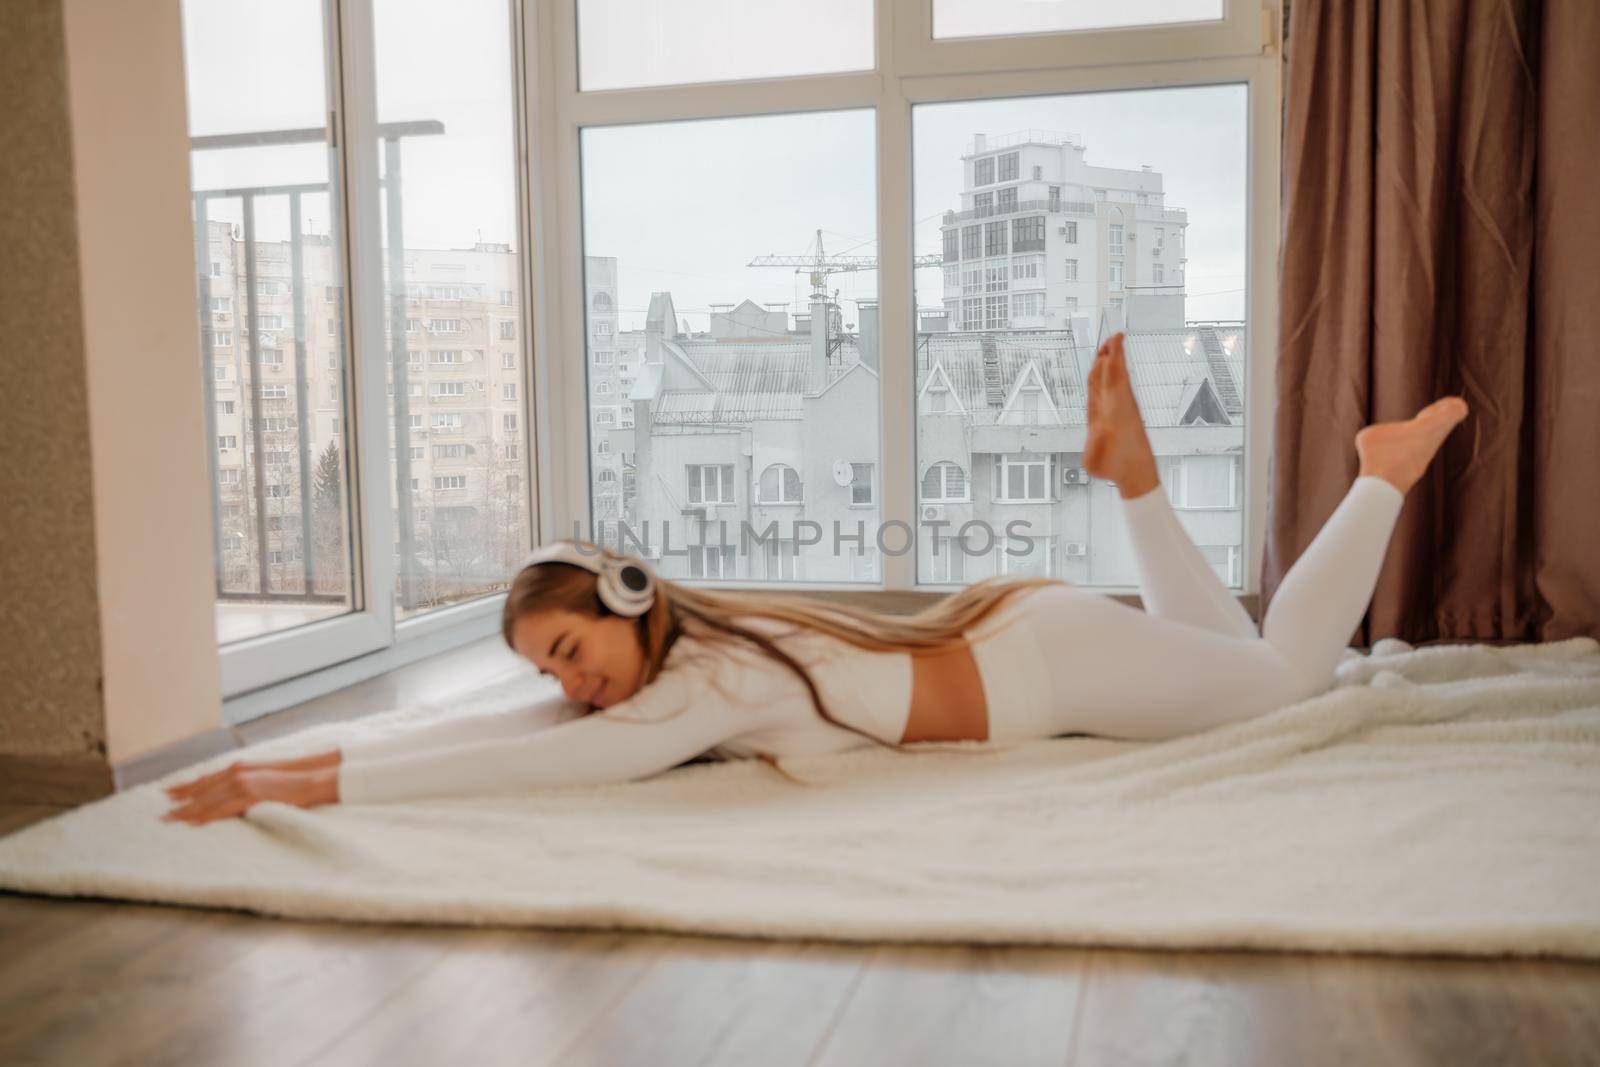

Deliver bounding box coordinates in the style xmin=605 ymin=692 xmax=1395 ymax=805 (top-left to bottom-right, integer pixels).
xmin=519 ymin=540 xmax=657 ymax=618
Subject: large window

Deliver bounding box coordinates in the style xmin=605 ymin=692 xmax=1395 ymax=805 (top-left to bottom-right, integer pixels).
xmin=934 ymin=0 xmax=1224 ymax=40
xmin=582 ymin=109 xmax=879 ymax=581
xmin=375 ymin=1 xmax=527 ymax=619
xmin=181 ymin=0 xmax=527 ymax=697
xmin=914 ymin=85 xmax=1251 ymax=587
xmin=577 ymin=0 xmax=873 ymax=92
xmin=183 ymin=0 xmax=354 ymax=648
xmin=546 ymin=0 xmax=1271 ymax=599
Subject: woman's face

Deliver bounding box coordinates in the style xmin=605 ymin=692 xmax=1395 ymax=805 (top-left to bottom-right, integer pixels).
xmin=511 ymin=608 xmax=646 ymax=709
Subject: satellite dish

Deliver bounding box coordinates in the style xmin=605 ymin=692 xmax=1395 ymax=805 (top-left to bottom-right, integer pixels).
xmin=831 ymin=459 xmax=853 ymax=487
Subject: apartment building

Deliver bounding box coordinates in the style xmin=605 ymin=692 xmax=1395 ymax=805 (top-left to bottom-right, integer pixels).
xmin=200 ymin=223 xmax=530 ymax=612
xmin=938 ymin=131 xmax=1189 ymax=331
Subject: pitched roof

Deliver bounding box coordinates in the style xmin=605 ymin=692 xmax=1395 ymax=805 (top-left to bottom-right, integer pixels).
xmin=646 ymin=338 xmax=861 ymax=425
xmin=1118 ymin=328 xmax=1245 ymax=426
xmin=921 ymin=330 xmax=1091 ymax=425
xmin=632 ymin=322 xmax=1245 ymax=430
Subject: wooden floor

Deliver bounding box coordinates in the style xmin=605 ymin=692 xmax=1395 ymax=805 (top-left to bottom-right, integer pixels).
xmin=4 ymin=639 xmax=1598 ymax=1065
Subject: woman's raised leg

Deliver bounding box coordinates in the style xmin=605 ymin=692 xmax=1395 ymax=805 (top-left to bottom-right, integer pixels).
xmin=1260 ymin=397 xmax=1469 ymax=690
xmin=1049 ymin=336 xmax=1471 ymax=738
xmin=1085 ymin=332 xmax=1257 ymax=639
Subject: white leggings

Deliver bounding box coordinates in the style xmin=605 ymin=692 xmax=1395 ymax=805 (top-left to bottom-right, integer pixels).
xmin=975 ymin=475 xmax=1405 ymax=742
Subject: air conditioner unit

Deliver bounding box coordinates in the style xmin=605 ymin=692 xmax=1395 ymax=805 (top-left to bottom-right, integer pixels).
xmin=921 ymin=504 xmax=945 ymax=522
xmin=1062 ymin=466 xmax=1090 ymax=485
xmin=1064 ymin=542 xmax=1087 ymax=557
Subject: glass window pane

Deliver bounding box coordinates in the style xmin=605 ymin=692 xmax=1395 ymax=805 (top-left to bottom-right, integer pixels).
xmin=1183 ymin=455 xmax=1234 ymax=508
xmin=583 ymin=110 xmax=878 ymax=582
xmin=372 ymin=0 xmax=528 ymax=619
xmin=578 ymin=0 xmax=874 ymax=91
xmin=914 ymin=87 xmax=1248 ymax=586
xmin=182 ymin=0 xmax=355 ymax=645
xmin=1002 ymin=536 xmax=1052 ymax=577
xmin=947 ymin=464 xmax=967 ymax=498
xmin=934 ymin=0 xmax=1223 ymax=40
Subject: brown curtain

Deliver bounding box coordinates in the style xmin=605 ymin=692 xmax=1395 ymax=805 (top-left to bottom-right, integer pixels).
xmin=1265 ymin=0 xmax=1600 ymax=645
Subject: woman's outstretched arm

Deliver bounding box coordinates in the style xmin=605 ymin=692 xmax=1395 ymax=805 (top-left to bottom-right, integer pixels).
xmin=160 ymin=671 xmax=752 ymax=822
xmin=335 ymin=697 xmax=747 ymax=804
xmin=162 ymin=695 xmax=588 ymax=815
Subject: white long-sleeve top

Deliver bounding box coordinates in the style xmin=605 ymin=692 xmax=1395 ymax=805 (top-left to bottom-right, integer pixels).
xmin=336 ymin=616 xmax=924 ymax=804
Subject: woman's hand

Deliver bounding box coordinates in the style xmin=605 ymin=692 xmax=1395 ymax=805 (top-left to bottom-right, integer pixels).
xmin=160 ymin=765 xmax=339 ymax=826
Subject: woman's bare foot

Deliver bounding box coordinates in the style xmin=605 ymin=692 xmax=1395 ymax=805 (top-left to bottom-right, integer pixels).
xmin=1083 ymin=332 xmax=1161 ymax=499
xmin=1354 ymin=396 xmax=1470 ymax=494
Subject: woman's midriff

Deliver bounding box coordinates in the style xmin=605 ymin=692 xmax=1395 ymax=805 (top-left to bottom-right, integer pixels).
xmin=902 ymin=638 xmax=988 ymax=743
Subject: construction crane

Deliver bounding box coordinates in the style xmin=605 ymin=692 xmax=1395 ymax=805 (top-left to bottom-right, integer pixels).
xmin=748 ymin=228 xmax=944 ymax=297
xmin=748 ymin=229 xmax=944 ymax=368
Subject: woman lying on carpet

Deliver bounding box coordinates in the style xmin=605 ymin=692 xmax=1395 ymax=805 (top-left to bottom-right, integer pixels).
xmin=162 ymin=334 xmax=1470 ymax=825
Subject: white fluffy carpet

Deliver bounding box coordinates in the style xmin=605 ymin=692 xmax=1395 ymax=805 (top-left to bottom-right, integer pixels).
xmin=3 ymin=637 xmax=1599 ymax=958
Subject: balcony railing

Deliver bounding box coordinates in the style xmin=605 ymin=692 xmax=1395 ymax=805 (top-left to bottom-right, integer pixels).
xmin=191 ymin=119 xmax=444 ymax=609
xmin=963 ymin=130 xmax=1082 ymax=156
xmin=944 ymin=198 xmax=1096 ymax=224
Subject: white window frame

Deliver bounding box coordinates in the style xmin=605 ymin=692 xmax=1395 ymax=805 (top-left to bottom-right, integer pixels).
xmin=689 ymin=543 xmax=734 ymax=579
xmin=764 ymin=537 xmax=800 ymax=580
xmin=689 ymin=463 xmax=736 ymax=505
xmin=1173 ymin=454 xmax=1241 ymax=510
xmin=928 ymin=534 xmax=966 ymax=583
xmin=849 ymin=462 xmax=875 ymax=506
xmin=997 ymin=534 xmax=1055 ymax=578
xmin=530 ymin=0 xmax=1278 ymax=599
xmin=921 ymin=460 xmax=968 ymax=502
xmin=758 ymin=462 xmax=804 ymax=505
xmin=996 ymin=453 xmax=1052 ymax=503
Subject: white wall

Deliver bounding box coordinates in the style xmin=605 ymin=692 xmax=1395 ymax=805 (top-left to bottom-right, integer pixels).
xmin=63 ymin=0 xmax=222 ymax=763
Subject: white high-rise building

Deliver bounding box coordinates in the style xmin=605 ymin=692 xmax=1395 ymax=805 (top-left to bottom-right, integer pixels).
xmin=938 ymin=131 xmax=1189 ymax=332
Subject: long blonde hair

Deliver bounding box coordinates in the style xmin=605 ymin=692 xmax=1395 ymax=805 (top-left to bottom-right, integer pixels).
xmin=501 ymin=540 xmax=1061 ymax=751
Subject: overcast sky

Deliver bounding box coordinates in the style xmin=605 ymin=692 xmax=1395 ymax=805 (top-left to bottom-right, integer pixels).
xmin=183 ymin=0 xmax=1248 ymax=329
xmin=585 ymin=85 xmax=1248 ymax=329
